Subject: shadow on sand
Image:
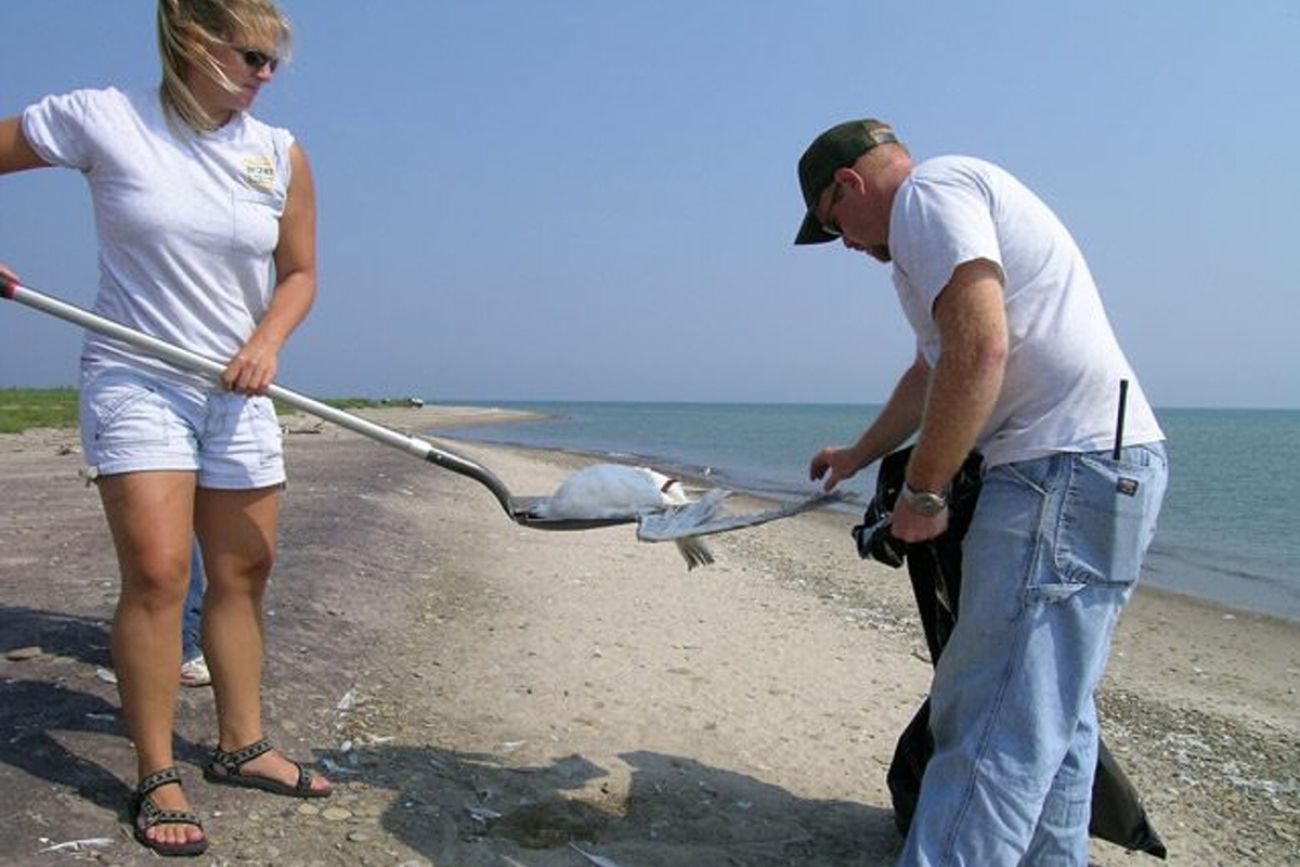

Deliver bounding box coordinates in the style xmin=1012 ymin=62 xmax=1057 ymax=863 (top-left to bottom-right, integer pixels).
xmin=1 ymin=606 xmax=900 ymax=864
xmin=0 ymin=607 xmax=209 ymax=820
xmin=339 ymin=742 xmax=900 ymax=866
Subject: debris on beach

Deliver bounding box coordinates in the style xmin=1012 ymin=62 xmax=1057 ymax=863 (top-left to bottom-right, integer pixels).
xmin=569 ymin=843 xmax=625 ymax=867
xmin=319 ymin=756 xmax=360 ymax=777
xmin=466 ymin=804 xmax=504 ymax=823
xmin=37 ymin=837 xmax=113 ymax=853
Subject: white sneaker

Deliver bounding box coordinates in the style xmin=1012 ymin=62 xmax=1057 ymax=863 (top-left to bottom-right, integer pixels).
xmin=180 ymin=655 xmax=212 ymax=687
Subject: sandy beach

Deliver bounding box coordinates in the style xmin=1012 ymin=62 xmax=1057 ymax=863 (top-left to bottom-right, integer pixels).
xmin=1 ymin=406 xmax=1297 ymax=866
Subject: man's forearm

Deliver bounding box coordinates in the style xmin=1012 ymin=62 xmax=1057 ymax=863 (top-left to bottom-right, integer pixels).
xmin=908 ymin=347 xmax=1002 ymax=491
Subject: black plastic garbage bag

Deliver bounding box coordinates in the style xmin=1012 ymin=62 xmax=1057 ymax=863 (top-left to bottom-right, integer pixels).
xmin=856 ymin=447 xmax=1167 ymax=859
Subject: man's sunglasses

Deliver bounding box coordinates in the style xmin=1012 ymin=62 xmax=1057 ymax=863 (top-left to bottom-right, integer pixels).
xmin=820 ymin=181 xmax=847 ymax=237
xmin=238 ymin=48 xmax=280 ymax=73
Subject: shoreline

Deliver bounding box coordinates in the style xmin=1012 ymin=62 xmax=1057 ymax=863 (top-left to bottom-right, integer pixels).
xmin=0 ymin=406 xmax=1296 ymax=864
xmin=429 ymin=409 xmax=1300 ymax=628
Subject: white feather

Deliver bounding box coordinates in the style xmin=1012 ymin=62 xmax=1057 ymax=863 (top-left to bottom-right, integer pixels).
xmin=569 ymin=843 xmax=626 ymax=867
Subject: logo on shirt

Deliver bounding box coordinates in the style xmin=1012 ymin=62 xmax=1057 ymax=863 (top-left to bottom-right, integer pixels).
xmin=243 ymin=157 xmax=276 ymax=192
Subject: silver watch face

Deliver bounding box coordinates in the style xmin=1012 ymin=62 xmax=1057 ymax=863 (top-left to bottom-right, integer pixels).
xmin=903 ymin=485 xmax=947 ymax=516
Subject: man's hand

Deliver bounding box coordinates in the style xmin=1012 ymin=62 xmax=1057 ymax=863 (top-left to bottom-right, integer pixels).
xmin=890 ymin=498 xmax=948 ymax=542
xmin=809 ymin=446 xmax=862 ymax=492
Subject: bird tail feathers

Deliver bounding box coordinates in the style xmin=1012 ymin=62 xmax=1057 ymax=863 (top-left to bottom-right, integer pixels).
xmin=674 ymin=536 xmax=715 ymax=570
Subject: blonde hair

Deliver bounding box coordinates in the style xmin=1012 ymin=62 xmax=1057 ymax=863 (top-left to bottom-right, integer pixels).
xmin=157 ymin=0 xmax=292 ymax=131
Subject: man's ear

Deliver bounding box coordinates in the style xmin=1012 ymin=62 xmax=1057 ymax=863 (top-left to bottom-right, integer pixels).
xmin=832 ymin=165 xmax=866 ymax=194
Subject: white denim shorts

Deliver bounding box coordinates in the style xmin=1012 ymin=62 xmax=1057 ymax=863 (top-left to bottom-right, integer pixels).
xmin=79 ymin=367 xmax=286 ymax=490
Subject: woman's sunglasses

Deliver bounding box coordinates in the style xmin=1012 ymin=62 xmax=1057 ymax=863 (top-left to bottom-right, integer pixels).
xmin=238 ymin=48 xmax=280 ymax=73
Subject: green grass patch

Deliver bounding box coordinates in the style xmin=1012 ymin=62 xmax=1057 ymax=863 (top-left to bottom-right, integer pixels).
xmin=0 ymin=388 xmax=406 ymax=434
xmin=0 ymin=387 xmax=80 ymax=433
xmin=272 ymin=396 xmax=390 ymax=415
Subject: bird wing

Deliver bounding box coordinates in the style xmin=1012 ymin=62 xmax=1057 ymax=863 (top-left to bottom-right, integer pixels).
xmin=636 ymin=490 xmax=842 ymax=542
xmin=631 ymin=487 xmax=730 ymax=540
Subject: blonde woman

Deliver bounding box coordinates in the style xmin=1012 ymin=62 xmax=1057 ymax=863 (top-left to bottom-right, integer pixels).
xmin=1 ymin=0 xmax=330 ymax=856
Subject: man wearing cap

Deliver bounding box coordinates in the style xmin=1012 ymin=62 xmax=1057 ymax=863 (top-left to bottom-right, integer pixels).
xmin=796 ymin=119 xmax=1168 ymax=865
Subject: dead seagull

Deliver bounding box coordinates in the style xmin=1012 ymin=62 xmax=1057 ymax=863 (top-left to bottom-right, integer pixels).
xmin=532 ymin=464 xmax=724 ymax=568
xmin=532 ymin=463 xmax=842 ymax=570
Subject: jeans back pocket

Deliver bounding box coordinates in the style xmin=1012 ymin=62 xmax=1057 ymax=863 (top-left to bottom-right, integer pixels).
xmin=1054 ymin=448 xmax=1167 ymax=587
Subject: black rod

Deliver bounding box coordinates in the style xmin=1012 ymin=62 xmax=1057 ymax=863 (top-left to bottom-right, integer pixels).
xmin=1113 ymin=379 xmax=1129 ymax=460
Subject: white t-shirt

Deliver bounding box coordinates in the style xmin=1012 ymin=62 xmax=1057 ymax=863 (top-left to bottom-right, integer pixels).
xmin=889 ymin=156 xmax=1162 ymax=468
xmin=22 ymin=86 xmax=295 ymax=388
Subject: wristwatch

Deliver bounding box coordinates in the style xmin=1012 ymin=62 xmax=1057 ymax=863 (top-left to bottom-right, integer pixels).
xmin=900 ymin=481 xmax=948 ymax=516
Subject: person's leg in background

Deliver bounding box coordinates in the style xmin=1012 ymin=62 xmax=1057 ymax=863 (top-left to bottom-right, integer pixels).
xmin=180 ymin=540 xmax=211 ymax=687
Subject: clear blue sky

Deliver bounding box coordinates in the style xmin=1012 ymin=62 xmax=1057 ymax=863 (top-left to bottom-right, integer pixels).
xmin=2 ymin=1 xmax=1297 ymax=408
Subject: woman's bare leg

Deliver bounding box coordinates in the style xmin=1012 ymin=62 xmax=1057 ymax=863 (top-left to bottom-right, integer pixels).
xmin=195 ymin=486 xmax=330 ymax=794
xmin=99 ymin=470 xmax=205 ymax=848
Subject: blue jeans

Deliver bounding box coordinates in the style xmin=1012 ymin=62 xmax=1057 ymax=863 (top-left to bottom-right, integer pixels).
xmin=898 ymin=444 xmax=1167 ymax=867
xmin=182 ymin=543 xmax=205 ymax=663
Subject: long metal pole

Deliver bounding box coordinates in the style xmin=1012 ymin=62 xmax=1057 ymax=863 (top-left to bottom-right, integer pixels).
xmin=1 ymin=278 xmax=517 ymax=514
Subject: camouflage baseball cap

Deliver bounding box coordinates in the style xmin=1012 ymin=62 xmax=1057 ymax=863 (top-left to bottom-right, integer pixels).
xmin=794 ymin=118 xmax=899 ymax=245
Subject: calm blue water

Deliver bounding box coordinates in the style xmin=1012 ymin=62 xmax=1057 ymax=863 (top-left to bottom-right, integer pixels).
xmin=435 ymin=402 xmax=1300 ymax=623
